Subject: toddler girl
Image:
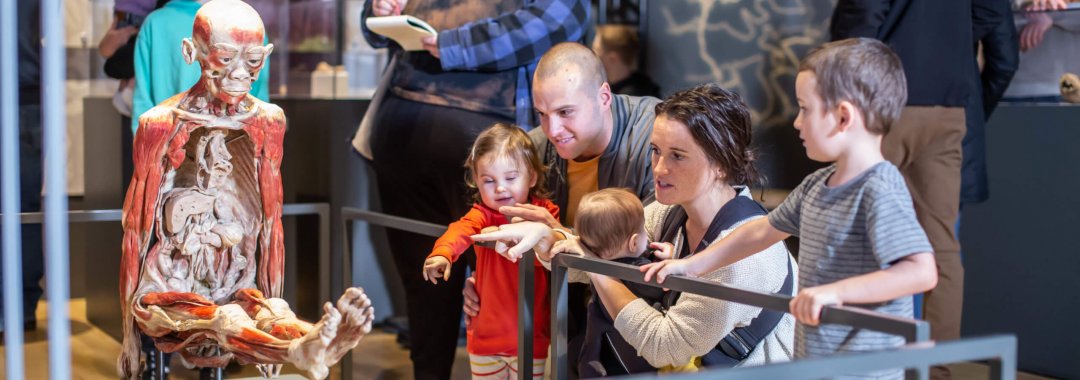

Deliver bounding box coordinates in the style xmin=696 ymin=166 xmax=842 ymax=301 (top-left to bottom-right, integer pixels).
xmin=422 ymin=123 xmax=556 ymax=379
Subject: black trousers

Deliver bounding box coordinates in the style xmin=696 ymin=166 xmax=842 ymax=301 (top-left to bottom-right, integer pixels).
xmin=370 ymin=95 xmax=509 ymax=380
xmin=0 ymin=104 xmax=45 ymax=323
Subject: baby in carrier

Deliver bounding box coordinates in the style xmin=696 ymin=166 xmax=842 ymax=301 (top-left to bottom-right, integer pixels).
xmin=571 ymin=188 xmax=673 ymax=376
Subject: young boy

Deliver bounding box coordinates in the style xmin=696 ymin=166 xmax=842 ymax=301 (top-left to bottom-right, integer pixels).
xmin=641 ymin=38 xmax=937 ymax=378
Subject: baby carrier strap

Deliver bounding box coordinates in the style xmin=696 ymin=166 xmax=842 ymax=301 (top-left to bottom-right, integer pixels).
xmin=657 ymin=195 xmax=794 ymax=367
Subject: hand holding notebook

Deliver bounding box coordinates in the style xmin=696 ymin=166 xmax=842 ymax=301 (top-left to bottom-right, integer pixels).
xmin=366 ymin=15 xmax=437 ymax=51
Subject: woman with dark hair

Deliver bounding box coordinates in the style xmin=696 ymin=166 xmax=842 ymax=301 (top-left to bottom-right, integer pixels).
xmin=475 ymin=84 xmax=796 ymax=374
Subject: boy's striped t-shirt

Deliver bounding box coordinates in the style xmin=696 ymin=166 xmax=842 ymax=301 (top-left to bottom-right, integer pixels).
xmin=768 ymin=161 xmax=932 ymax=379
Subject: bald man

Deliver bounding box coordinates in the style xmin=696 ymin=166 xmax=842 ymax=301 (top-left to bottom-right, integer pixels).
xmin=465 ymin=42 xmax=660 ymax=377
xmin=499 ymin=42 xmax=659 ymax=227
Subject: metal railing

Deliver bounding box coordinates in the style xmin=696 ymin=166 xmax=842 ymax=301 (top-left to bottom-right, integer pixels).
xmin=342 ymin=208 xmax=1017 ymax=380
xmin=550 ymin=254 xmax=935 ymax=380
xmin=0 ymin=202 xmax=331 ymax=379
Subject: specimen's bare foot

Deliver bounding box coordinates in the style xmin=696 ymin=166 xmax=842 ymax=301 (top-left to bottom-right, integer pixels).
xmin=326 ymin=287 xmax=375 ymax=362
xmin=288 ymin=302 xmax=340 ymax=379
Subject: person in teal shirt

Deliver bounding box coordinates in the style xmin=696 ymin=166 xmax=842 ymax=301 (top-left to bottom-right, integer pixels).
xmin=131 ymin=0 xmax=270 ymax=132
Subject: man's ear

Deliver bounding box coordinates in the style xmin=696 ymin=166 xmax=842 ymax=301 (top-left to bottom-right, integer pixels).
xmin=181 ymin=38 xmax=197 ymax=65
xmin=598 ymin=82 xmax=613 ymax=108
xmin=263 ymin=43 xmax=274 ymax=59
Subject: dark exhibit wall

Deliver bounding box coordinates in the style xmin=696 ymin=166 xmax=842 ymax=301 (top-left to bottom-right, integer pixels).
xmin=645 ymin=0 xmax=837 ymax=189
xmin=960 ymin=104 xmax=1080 ymax=380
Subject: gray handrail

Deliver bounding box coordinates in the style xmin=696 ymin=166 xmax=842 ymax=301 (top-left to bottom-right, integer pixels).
xmin=0 ymin=202 xmax=331 ymax=379
xmin=339 ymin=209 xmax=1018 ymax=380
xmin=624 ymin=335 xmax=1017 ymax=380
xmin=549 ymin=254 xmax=932 ymax=380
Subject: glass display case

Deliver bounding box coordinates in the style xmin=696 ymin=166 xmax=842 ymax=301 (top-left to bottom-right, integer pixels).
xmin=89 ymin=0 xmax=384 ymax=99
xmin=1000 ymin=1 xmax=1080 ymax=105
xmin=251 ymin=0 xmax=386 ymax=98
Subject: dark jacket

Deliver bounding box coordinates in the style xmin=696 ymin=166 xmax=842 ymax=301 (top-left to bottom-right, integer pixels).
xmin=18 ymin=0 xmax=41 ymax=105
xmin=830 ymin=0 xmax=975 ymax=107
xmin=963 ymin=0 xmax=1018 ymax=204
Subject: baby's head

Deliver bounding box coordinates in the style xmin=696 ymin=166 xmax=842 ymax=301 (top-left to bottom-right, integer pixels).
xmin=465 ymin=123 xmax=549 ymax=210
xmin=795 ymin=38 xmax=907 ymax=161
xmin=574 ymin=188 xmax=648 ymax=260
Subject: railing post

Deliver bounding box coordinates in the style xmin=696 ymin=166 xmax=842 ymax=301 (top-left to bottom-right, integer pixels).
xmin=42 ymin=0 xmax=72 ymax=377
xmin=0 ymin=0 xmax=26 ymax=377
xmin=905 ymin=320 xmax=932 ymax=380
xmin=517 ymin=249 xmax=535 ymax=379
xmin=988 ymin=335 xmax=1017 ymax=380
xmin=550 ymin=255 xmax=568 ymax=380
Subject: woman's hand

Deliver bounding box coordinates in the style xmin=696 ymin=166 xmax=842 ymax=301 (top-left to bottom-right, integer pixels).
xmin=789 ymin=285 xmax=842 ymax=326
xmin=372 ymin=0 xmax=407 ymax=16
xmin=639 ymin=257 xmax=699 ymax=283
xmin=649 ymin=242 xmax=675 ymax=260
xmin=471 ymin=221 xmax=558 ymax=262
xmin=422 ymin=256 xmax=452 ymax=284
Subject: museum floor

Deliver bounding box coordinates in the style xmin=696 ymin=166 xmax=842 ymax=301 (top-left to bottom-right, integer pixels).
xmin=0 ymin=298 xmax=1055 ymax=379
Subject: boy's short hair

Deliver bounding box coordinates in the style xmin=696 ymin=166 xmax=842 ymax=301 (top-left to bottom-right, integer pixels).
xmin=595 ymin=25 xmax=641 ymax=68
xmin=799 ymin=38 xmax=907 ymax=135
xmin=464 ymin=123 xmax=549 ymax=203
xmin=575 ymin=188 xmax=644 ymax=259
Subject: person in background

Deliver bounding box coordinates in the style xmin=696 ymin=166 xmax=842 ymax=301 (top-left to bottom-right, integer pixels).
xmin=0 ymin=0 xmax=44 ymax=334
xmin=356 ymin=1 xmax=588 ymax=378
xmin=1002 ymin=0 xmax=1080 ymax=102
xmin=960 ymin=0 xmax=1018 ymax=226
xmin=591 ymin=24 xmax=660 ymax=98
xmin=99 ymin=0 xmax=167 ymax=184
xmin=131 ymin=0 xmax=270 ymax=133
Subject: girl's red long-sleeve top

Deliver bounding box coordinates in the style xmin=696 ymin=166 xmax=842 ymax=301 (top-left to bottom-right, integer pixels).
xmin=428 ymin=196 xmax=558 ymax=358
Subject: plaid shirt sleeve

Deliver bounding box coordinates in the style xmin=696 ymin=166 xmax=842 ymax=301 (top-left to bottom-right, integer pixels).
xmin=437 ymin=0 xmax=590 ymax=72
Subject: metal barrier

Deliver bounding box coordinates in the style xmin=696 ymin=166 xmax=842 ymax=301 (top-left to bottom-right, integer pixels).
xmin=549 ymin=254 xmax=936 ymax=380
xmin=0 ymin=202 xmax=331 ymax=379
xmin=623 ymin=335 xmax=1017 ymax=380
xmin=342 ymin=208 xmax=1017 ymax=380
xmin=2 ymin=0 xmax=67 ymax=378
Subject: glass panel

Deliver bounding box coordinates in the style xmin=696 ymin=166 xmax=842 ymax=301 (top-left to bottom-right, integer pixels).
xmin=1001 ymin=2 xmax=1080 ymax=105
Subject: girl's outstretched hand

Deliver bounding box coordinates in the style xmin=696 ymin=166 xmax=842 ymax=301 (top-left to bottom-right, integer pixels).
xmin=422 ymin=256 xmax=452 ymax=284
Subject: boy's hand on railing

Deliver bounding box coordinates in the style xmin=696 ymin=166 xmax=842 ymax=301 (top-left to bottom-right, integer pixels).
xmin=639 ymin=257 xmax=698 ymax=283
xmin=422 ymin=256 xmax=452 ymax=284
xmin=462 ymin=275 xmax=480 ymax=326
xmin=649 ymin=242 xmax=675 ymax=260
xmin=499 ymin=203 xmax=562 ymax=229
xmin=789 ymin=285 xmax=842 ymax=326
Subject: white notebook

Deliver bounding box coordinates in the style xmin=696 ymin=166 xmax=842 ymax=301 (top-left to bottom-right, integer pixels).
xmin=365 ymin=15 xmax=437 ymax=51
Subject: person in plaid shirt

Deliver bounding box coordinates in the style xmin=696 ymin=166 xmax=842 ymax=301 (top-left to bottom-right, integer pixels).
xmin=355 ymin=0 xmax=588 ymax=379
